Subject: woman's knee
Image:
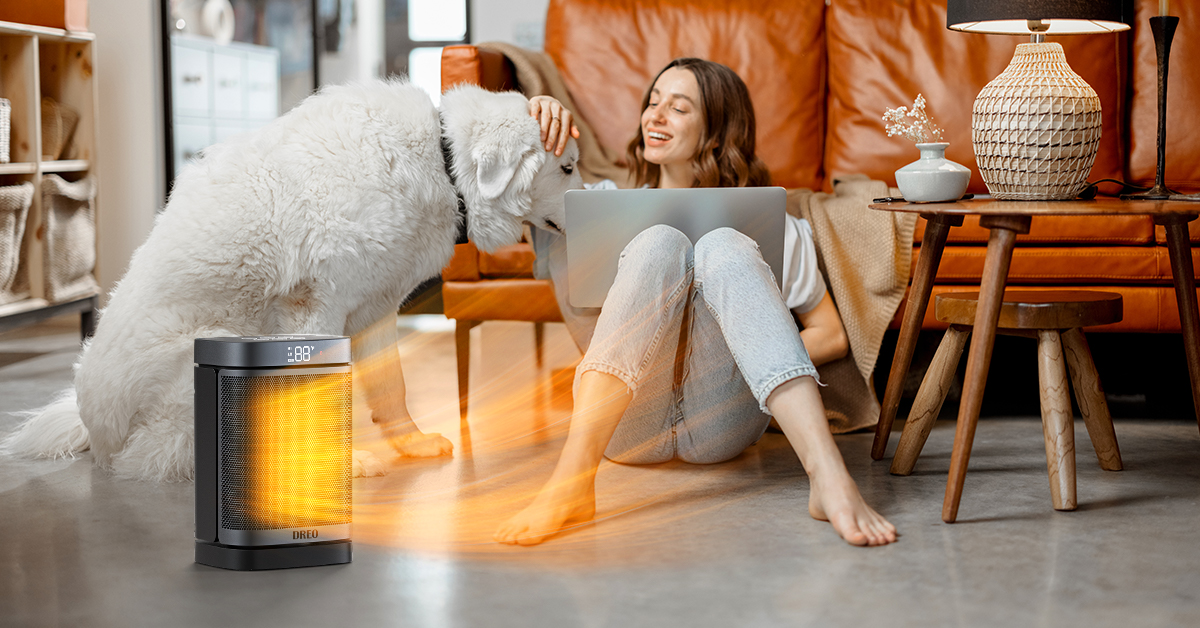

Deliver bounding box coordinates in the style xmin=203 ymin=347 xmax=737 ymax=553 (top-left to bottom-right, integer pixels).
xmin=617 ymin=224 xmax=692 ymax=277
xmin=623 ymin=224 xmax=691 ymax=258
xmin=694 ymin=227 xmax=760 ymax=279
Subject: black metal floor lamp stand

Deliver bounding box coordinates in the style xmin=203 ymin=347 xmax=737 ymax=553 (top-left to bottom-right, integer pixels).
xmin=1124 ymin=15 xmax=1181 ymax=201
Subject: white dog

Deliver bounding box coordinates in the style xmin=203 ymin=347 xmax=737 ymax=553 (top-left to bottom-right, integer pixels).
xmin=4 ymin=80 xmax=581 ymax=481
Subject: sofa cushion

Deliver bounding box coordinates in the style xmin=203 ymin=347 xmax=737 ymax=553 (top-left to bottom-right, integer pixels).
xmin=1129 ymin=0 xmax=1200 ymax=193
xmin=913 ymin=215 xmax=1156 ymax=245
xmin=1155 ymin=220 xmax=1200 ymax=245
xmin=915 ymin=245 xmax=1200 ymax=285
xmin=478 ymin=243 xmax=537 ymax=278
xmin=825 ymin=0 xmax=1127 ymax=195
xmin=544 ymin=0 xmax=827 ymax=189
xmin=442 ymin=279 xmax=563 ymax=322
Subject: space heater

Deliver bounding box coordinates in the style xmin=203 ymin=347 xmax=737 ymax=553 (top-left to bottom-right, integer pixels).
xmin=194 ymin=335 xmax=353 ymax=570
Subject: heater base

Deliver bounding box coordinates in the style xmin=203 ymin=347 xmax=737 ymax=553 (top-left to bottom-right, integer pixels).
xmin=195 ymin=540 xmax=351 ymax=570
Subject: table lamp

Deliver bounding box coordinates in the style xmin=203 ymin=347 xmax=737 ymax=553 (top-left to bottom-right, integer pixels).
xmin=947 ymin=1 xmax=1132 ymax=200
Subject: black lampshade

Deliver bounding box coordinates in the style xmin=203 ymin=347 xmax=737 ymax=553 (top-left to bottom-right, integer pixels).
xmin=947 ymin=0 xmax=1134 ymax=34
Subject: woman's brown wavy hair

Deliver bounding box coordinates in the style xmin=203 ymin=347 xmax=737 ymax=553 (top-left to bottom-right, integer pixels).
xmin=626 ymin=58 xmax=771 ymax=188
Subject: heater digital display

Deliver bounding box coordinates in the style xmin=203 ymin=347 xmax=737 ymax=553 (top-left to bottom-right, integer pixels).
xmin=287 ymin=345 xmax=316 ymax=363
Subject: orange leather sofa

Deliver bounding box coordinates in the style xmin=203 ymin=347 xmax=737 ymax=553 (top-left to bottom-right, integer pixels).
xmin=441 ymin=0 xmax=1200 ymax=408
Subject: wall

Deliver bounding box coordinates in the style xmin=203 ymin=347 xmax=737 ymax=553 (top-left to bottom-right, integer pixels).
xmin=90 ymin=0 xmax=166 ymax=302
xmin=470 ymin=0 xmax=549 ymax=49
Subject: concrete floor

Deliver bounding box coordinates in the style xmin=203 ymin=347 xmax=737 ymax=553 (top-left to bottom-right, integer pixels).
xmin=2 ymin=316 xmax=1199 ymax=627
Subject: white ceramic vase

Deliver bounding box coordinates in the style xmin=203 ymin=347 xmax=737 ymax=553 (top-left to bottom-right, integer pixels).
xmin=894 ymin=142 xmax=971 ymax=203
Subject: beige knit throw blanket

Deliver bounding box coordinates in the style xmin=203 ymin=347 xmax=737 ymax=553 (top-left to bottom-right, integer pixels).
xmin=480 ymin=43 xmax=918 ymax=432
xmin=792 ymin=178 xmax=917 ymax=432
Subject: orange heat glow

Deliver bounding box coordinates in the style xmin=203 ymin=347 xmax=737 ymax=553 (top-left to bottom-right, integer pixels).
xmin=333 ymin=315 xmax=792 ymax=564
xmin=239 ymin=373 xmax=352 ymax=530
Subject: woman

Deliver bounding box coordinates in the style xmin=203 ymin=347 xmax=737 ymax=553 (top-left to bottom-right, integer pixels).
xmin=495 ymin=58 xmax=896 ymax=547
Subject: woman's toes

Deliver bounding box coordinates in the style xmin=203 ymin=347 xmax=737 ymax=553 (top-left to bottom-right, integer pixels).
xmin=839 ymin=520 xmax=868 ymax=546
xmin=872 ymin=520 xmax=896 ymax=544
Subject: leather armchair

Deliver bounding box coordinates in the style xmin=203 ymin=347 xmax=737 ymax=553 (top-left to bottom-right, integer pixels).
xmin=439 ymin=46 xmax=562 ymax=419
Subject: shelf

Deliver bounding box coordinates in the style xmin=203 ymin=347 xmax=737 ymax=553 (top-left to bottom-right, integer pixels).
xmin=0 ymin=294 xmax=97 ymax=338
xmin=0 ymin=22 xmax=99 ymax=340
xmin=0 ymin=20 xmax=93 ymax=43
xmin=0 ymin=297 xmax=49 ymax=319
xmin=41 ymin=160 xmax=89 ymax=173
xmin=0 ymin=162 xmax=37 ymax=175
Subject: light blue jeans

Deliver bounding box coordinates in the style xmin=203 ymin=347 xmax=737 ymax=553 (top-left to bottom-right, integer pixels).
xmin=579 ymin=225 xmax=819 ymax=465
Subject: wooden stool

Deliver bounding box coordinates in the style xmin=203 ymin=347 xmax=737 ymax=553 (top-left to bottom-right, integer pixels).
xmin=891 ymin=291 xmax=1124 ymax=511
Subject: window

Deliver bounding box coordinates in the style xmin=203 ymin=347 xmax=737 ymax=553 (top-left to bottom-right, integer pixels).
xmin=385 ymin=0 xmax=469 ymax=105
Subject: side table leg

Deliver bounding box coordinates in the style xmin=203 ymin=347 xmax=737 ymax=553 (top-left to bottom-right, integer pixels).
xmin=943 ymin=215 xmax=1030 ymax=523
xmin=872 ymin=214 xmax=963 ymax=460
xmin=1158 ymin=214 xmax=1200 ymax=433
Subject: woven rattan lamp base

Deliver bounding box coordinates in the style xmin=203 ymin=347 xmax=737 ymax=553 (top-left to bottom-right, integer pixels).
xmin=972 ymin=42 xmax=1101 ymax=200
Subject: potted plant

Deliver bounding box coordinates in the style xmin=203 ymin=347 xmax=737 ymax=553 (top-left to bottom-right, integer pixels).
xmin=883 ymin=95 xmax=970 ymax=203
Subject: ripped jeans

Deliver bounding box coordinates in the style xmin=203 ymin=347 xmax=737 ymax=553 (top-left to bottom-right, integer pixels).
xmin=579 ymin=225 xmax=819 ymax=465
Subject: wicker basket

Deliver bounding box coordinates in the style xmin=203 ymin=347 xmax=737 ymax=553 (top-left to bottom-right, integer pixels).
xmin=972 ymin=43 xmax=1102 ymax=201
xmin=41 ymin=97 xmax=80 ymax=161
xmin=0 ymin=98 xmax=10 ymax=164
xmin=42 ymin=174 xmax=98 ymax=302
xmin=0 ymin=182 xmax=34 ymax=305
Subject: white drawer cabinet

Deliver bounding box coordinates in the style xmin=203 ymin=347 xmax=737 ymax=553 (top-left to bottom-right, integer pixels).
xmin=245 ymin=50 xmax=280 ymax=120
xmin=171 ymin=40 xmax=212 ymax=118
xmin=212 ymin=49 xmax=246 ymax=119
xmin=170 ymin=36 xmax=279 ymax=176
xmin=173 ymin=119 xmax=213 ymax=172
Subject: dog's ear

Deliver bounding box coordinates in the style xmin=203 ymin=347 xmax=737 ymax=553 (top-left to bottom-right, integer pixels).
xmin=474 ymin=145 xmax=541 ymax=202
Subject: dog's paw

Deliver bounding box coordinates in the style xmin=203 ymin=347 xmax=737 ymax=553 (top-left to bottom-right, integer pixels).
xmin=352 ymin=449 xmax=388 ymax=477
xmin=388 ymin=431 xmax=454 ymax=458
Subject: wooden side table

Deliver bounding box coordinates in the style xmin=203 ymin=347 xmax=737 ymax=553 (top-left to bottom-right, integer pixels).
xmin=869 ymin=198 xmax=1200 ymax=523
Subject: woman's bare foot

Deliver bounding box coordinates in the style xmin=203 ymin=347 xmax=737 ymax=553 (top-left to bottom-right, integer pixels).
xmin=807 ymin=469 xmax=896 ymax=546
xmin=495 ymin=370 xmax=629 ymax=546
xmin=494 ymin=471 xmax=597 ymax=546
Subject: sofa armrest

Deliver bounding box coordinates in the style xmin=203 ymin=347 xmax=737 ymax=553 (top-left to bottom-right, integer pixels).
xmin=439 ymin=46 xmax=520 ymax=285
xmin=441 ymin=45 xmax=517 ymax=91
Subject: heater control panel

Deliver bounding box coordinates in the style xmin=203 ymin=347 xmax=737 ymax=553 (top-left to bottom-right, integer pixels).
xmin=194 ymin=335 xmax=351 ymax=368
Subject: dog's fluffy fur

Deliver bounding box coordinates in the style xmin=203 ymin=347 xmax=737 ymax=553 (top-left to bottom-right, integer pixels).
xmin=3 ymin=80 xmax=580 ymax=481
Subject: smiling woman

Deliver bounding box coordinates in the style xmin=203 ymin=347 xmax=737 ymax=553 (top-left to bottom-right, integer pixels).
xmin=628 ymin=58 xmax=771 ymax=190
xmin=500 ymin=58 xmax=897 ymax=548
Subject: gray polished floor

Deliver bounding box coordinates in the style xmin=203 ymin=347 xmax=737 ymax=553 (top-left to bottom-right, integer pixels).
xmin=2 ymin=316 xmax=1198 ymax=628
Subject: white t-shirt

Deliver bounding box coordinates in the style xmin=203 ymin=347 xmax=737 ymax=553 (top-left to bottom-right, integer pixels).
xmin=577 ymin=180 xmax=827 ymax=315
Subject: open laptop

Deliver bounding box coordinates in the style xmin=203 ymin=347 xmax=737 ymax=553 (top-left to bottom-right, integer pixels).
xmin=564 ymin=187 xmax=787 ymax=308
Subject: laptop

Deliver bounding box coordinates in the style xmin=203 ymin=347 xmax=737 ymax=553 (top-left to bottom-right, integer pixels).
xmin=564 ymin=187 xmax=787 ymax=308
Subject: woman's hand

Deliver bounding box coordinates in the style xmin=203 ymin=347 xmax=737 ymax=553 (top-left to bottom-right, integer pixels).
xmin=529 ymin=95 xmax=580 ymax=157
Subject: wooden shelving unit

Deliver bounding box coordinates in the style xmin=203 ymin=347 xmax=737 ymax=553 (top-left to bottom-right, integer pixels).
xmin=0 ymin=20 xmax=99 ymax=339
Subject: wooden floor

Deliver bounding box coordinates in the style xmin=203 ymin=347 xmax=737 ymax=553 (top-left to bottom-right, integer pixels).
xmin=374 ymin=315 xmax=581 ymax=459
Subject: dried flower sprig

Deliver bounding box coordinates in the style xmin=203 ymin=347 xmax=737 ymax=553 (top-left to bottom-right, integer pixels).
xmin=883 ymin=94 xmax=945 ymax=143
